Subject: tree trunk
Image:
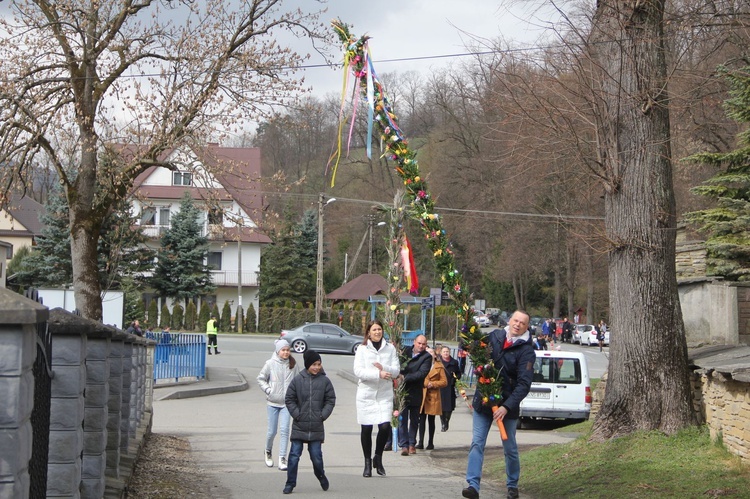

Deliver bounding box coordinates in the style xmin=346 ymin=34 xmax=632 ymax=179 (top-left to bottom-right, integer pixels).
xmin=589 ymin=0 xmax=695 ymax=439
xmin=554 ymin=224 xmax=561 ymax=318
xmin=586 ymin=243 xmax=594 ymax=323
xmin=68 ymin=128 xmax=104 ymax=321
xmin=566 ymin=242 xmax=574 ymax=317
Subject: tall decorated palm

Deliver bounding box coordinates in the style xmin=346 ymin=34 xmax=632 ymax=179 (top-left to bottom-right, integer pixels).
xmin=332 ymin=20 xmax=506 ymax=438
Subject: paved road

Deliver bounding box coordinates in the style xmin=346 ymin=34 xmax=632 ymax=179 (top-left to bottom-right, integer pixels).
xmin=151 ymin=335 xmax=582 ymax=498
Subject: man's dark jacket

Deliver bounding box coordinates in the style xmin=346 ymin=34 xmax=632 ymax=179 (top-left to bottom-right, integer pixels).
xmin=471 ymin=327 xmax=535 ymax=419
xmin=400 ymin=346 xmax=432 ymax=408
xmin=285 ymin=369 xmax=336 ymax=442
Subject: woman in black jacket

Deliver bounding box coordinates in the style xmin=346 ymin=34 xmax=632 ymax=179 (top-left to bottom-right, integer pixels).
xmin=438 ymin=345 xmax=462 ymax=432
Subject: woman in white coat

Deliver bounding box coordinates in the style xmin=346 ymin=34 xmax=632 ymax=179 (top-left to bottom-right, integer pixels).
xmin=353 ymin=320 xmax=400 ymax=478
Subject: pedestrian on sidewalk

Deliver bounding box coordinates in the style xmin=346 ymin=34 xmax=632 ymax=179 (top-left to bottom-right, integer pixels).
xmin=417 ymin=346 xmax=447 ymax=450
xmin=398 ymin=335 xmax=432 ymax=456
xmin=257 ymin=339 xmax=300 ymax=471
xmin=439 ymin=345 xmax=462 ymax=432
xmin=206 ymin=315 xmax=220 ymax=354
xmin=283 ymin=350 xmax=336 ymax=495
xmin=352 ymin=320 xmax=400 ymax=477
xmin=462 ymin=310 xmax=535 ymax=499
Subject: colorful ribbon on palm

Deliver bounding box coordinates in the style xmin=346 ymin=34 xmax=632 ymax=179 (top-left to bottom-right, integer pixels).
xmin=331 ymin=19 xmax=506 ymax=438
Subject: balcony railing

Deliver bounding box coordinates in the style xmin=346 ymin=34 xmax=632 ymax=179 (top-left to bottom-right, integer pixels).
xmin=210 ymin=271 xmax=258 ymax=287
xmin=138 ymin=224 xmax=224 ymax=240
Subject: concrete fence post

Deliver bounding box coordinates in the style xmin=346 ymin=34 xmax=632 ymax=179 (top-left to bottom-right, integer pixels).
xmin=0 ymin=287 xmax=48 ymax=499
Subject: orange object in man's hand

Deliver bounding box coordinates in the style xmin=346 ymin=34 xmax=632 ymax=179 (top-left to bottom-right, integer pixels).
xmin=492 ymin=405 xmax=508 ymax=440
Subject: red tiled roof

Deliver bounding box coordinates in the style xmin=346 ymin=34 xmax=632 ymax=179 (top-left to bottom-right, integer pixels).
xmin=326 ymin=274 xmax=389 ymax=301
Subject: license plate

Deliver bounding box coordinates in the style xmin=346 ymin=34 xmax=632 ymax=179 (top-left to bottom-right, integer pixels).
xmin=527 ymin=391 xmax=550 ymax=399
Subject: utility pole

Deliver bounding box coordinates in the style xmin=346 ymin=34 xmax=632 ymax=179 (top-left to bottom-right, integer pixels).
xmin=315 ymin=195 xmax=335 ymax=322
xmin=367 ymin=215 xmax=374 ymax=274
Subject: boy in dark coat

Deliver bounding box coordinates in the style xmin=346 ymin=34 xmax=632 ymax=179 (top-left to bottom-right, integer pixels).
xmin=283 ymin=350 xmax=336 ymax=495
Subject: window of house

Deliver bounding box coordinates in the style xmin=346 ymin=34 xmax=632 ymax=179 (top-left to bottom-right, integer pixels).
xmin=208 ymin=207 xmax=224 ymax=225
xmin=140 ymin=207 xmax=156 ymax=225
xmin=173 ymin=171 xmax=192 ymax=186
xmin=207 ymin=252 xmax=222 ymax=270
xmin=159 ymin=208 xmax=171 ymax=226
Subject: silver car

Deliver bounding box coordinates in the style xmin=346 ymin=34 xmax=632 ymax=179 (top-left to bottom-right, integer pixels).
xmin=279 ymin=323 xmax=364 ymax=354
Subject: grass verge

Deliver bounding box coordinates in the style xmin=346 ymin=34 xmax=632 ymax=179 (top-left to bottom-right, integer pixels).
xmin=500 ymin=423 xmax=750 ymax=498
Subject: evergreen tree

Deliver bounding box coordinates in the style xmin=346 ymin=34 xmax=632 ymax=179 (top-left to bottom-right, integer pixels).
xmin=258 ymin=211 xmax=316 ymax=305
xmin=160 ymin=304 xmax=171 ymax=329
xmin=151 ymin=193 xmax=215 ymax=303
xmin=171 ymin=303 xmax=184 ymax=330
xmin=147 ymin=299 xmax=159 ymax=327
xmin=686 ymin=66 xmax=750 ymax=280
xmin=220 ymin=301 xmax=232 ymax=332
xmin=184 ymin=301 xmax=197 ymax=331
xmin=236 ymin=306 xmax=244 ymax=333
xmin=198 ymin=301 xmax=211 ymax=332
xmin=11 ymin=188 xmax=154 ymax=290
xmin=245 ymin=303 xmax=257 ymax=333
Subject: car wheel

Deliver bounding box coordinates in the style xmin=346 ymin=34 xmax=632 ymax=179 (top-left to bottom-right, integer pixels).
xmin=351 ymin=343 xmax=360 ymax=354
xmin=291 ymin=339 xmax=307 ymax=353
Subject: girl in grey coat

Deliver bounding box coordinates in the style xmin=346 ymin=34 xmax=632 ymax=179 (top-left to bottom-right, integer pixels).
xmin=257 ymin=339 xmax=300 ymax=470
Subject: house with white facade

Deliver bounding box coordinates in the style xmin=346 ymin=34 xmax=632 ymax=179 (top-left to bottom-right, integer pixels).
xmin=130 ymin=144 xmax=271 ymax=322
xmin=0 ymin=194 xmax=44 ymax=287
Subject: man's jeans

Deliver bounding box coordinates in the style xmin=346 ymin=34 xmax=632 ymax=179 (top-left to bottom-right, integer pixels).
xmin=465 ymin=409 xmax=519 ymax=491
xmin=398 ymin=404 xmax=420 ymax=448
xmin=265 ymin=405 xmax=291 ymax=458
xmin=285 ymin=440 xmax=325 ymax=488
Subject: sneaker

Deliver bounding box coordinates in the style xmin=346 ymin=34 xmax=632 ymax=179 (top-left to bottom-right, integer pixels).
xmin=507 ymin=487 xmax=519 ymax=499
xmin=462 ymin=486 xmax=479 ymax=499
xmin=283 ymin=484 xmax=294 ymax=494
xmin=264 ymin=450 xmax=273 ymax=467
xmin=279 ymin=457 xmax=287 ymax=470
xmin=319 ymin=475 xmax=329 ymax=491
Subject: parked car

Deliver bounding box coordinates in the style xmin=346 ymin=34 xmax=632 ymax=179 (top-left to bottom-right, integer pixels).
xmin=279 ymin=323 xmax=364 ymax=355
xmin=572 ymin=324 xmax=595 ymax=344
xmin=519 ymin=350 xmax=591 ymax=424
xmin=529 ymin=316 xmax=544 ymax=335
xmin=473 ymin=314 xmax=492 ymax=327
xmin=587 ymin=328 xmax=610 ymax=347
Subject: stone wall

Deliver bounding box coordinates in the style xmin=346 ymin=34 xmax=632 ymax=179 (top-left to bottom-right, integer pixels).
xmin=691 ymin=370 xmax=750 ymax=464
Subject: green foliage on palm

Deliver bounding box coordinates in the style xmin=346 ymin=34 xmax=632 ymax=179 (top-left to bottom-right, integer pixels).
xmin=220 ymin=300 xmax=232 ymax=332
xmin=184 ymin=301 xmax=197 ymax=331
xmin=151 ymin=193 xmax=216 ymax=300
xmin=685 ymin=66 xmax=750 ymax=281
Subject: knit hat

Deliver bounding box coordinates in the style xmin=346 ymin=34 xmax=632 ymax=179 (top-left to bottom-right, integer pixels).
xmin=275 ymin=339 xmax=290 ymax=354
xmin=304 ymin=350 xmax=322 ymax=370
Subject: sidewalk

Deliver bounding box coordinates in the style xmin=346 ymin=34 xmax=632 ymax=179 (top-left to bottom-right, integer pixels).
xmin=151 ymin=367 xmax=577 ymax=498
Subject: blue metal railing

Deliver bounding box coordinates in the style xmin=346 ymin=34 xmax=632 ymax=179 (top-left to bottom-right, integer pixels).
xmin=150 ymin=332 xmax=207 ymax=382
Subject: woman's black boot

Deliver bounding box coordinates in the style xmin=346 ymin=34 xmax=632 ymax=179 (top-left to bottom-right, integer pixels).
xmin=363 ymin=458 xmax=372 ymax=477
xmin=373 ymin=454 xmax=386 ymax=476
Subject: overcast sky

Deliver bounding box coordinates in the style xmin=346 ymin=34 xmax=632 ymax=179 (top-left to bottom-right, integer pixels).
xmin=292 ymin=0 xmax=560 ymax=98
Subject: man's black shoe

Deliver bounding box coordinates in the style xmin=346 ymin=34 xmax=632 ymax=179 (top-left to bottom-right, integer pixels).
xmin=319 ymin=475 xmax=329 ymax=491
xmin=462 ymin=486 xmax=479 ymax=499
xmin=283 ymin=485 xmax=293 ymax=494
xmin=507 ymin=487 xmax=519 ymax=499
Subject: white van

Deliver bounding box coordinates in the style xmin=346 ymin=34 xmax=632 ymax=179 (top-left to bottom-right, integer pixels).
xmin=519 ymin=350 xmax=591 ymax=423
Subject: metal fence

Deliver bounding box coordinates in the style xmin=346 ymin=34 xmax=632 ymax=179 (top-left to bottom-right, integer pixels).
xmin=150 ymin=332 xmax=207 ymax=382
xmin=25 ymin=288 xmax=52 ymax=499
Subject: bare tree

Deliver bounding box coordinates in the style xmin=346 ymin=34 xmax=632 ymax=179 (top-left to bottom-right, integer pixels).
xmin=0 ymin=0 xmax=327 ymax=320
xmin=587 ymin=0 xmax=695 ymax=437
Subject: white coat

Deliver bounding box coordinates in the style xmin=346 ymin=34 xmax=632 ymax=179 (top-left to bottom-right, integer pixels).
xmin=353 ymin=340 xmax=401 ymax=425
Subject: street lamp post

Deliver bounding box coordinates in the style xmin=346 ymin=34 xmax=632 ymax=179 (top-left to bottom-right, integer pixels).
xmin=315 ymin=194 xmax=335 ymax=322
